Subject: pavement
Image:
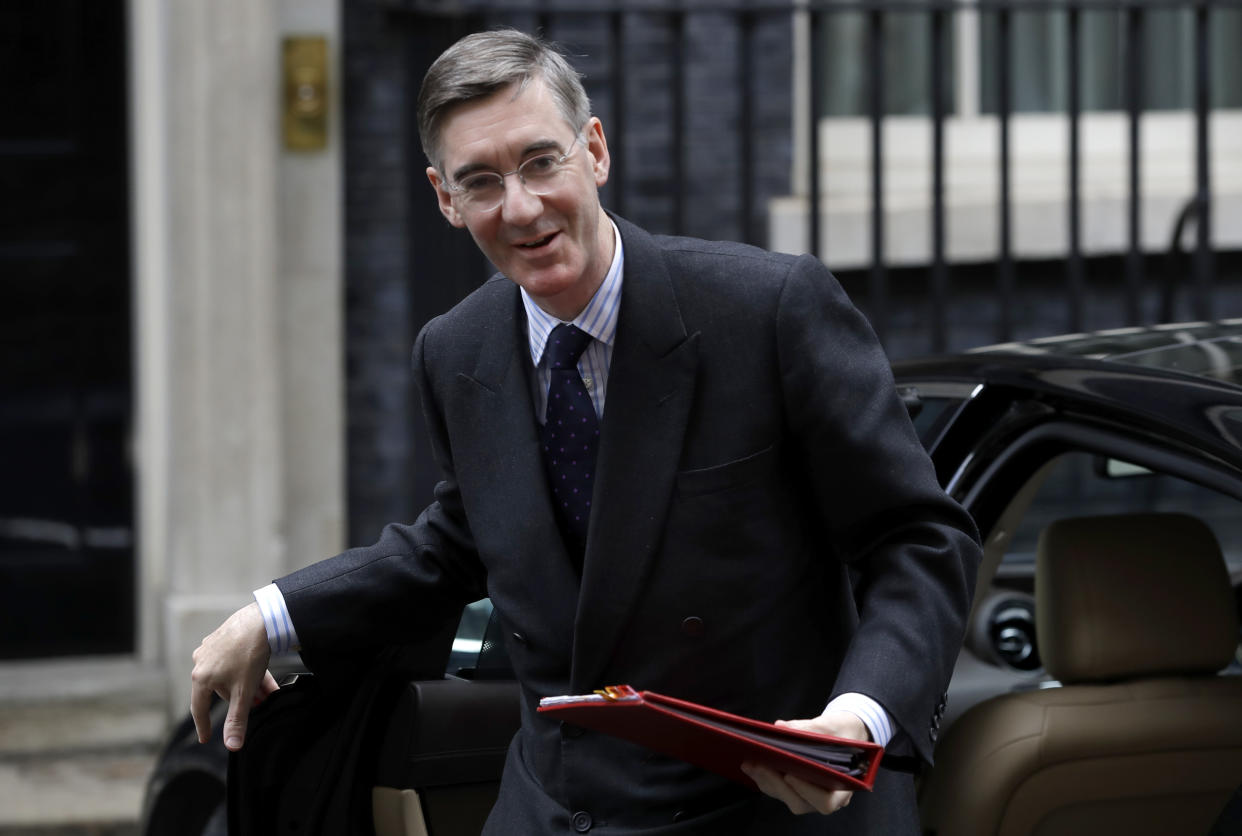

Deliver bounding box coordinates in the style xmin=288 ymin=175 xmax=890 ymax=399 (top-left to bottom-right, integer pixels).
xmin=0 ymin=659 xmax=169 ymax=835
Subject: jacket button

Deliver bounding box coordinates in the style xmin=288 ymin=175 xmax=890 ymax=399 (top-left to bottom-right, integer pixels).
xmin=572 ymin=810 xmax=593 ymax=832
xmin=681 ymin=616 xmax=705 ymax=637
xmin=511 ymin=631 xmax=528 ymax=645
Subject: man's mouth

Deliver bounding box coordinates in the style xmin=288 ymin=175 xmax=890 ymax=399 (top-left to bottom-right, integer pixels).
xmin=518 ymin=233 xmax=557 ymax=249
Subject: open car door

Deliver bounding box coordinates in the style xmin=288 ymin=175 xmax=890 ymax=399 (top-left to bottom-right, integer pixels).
xmin=228 ymin=602 xmax=521 ymax=836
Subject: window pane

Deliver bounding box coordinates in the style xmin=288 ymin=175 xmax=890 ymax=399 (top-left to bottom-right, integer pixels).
xmin=979 ymin=6 xmax=1242 ymax=114
xmin=816 ymin=5 xmax=1242 ymax=117
xmin=447 ymin=599 xmax=495 ymax=676
xmin=817 ymin=10 xmax=956 ymax=117
xmin=1079 ymin=10 xmax=1123 ymax=111
xmin=980 ymin=10 xmax=1070 ymax=114
xmin=1211 ymin=8 xmax=1242 ymax=108
xmin=909 ymin=396 xmax=966 ymax=450
xmin=1003 ymin=451 xmax=1242 ymax=577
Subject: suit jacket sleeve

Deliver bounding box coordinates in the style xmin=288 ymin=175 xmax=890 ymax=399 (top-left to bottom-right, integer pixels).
xmin=777 ymin=255 xmax=980 ymax=763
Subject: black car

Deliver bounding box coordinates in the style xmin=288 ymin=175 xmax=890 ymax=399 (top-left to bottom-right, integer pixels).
xmin=142 ymin=321 xmax=1242 ymax=836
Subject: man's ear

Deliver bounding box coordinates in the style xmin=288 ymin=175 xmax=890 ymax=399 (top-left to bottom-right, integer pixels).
xmin=426 ymin=166 xmax=466 ymax=228
xmin=583 ymin=117 xmax=610 ymax=188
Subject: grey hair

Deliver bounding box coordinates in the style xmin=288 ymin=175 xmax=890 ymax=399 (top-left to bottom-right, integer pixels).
xmin=417 ymin=29 xmax=592 ymax=173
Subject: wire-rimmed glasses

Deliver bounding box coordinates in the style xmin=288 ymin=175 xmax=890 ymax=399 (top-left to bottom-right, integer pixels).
xmin=445 ymin=135 xmax=584 ymax=214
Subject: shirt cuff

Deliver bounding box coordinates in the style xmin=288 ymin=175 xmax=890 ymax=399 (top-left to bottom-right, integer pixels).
xmin=253 ymin=582 xmax=301 ymax=654
xmin=825 ymin=692 xmax=894 ymax=747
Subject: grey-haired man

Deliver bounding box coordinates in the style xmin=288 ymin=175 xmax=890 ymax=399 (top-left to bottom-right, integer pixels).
xmin=191 ymin=29 xmax=979 ymax=834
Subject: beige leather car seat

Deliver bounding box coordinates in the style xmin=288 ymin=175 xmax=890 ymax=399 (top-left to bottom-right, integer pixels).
xmin=920 ymin=512 xmax=1242 ymax=836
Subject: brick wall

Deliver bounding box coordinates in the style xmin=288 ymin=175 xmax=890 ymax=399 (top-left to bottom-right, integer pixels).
xmin=343 ymin=0 xmax=417 ymax=543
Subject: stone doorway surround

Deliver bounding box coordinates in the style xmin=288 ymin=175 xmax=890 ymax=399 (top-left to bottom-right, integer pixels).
xmin=0 ymin=0 xmax=348 ymax=726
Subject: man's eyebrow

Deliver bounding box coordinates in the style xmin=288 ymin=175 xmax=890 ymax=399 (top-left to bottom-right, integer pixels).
xmin=520 ymin=138 xmax=565 ymax=157
xmin=449 ymin=138 xmax=567 ymax=183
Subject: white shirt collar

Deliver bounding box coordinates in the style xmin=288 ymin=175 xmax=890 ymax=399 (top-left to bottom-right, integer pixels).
xmin=521 ymin=217 xmax=624 ymax=366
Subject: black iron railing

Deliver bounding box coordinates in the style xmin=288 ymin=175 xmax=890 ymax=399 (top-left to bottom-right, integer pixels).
xmin=390 ymin=0 xmax=1240 ymax=351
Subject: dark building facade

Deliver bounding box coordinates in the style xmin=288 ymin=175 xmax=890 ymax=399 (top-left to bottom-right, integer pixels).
xmin=341 ymin=0 xmax=1242 ymax=542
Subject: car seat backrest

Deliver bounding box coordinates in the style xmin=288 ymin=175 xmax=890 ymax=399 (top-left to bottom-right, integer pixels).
xmin=1036 ymin=512 xmax=1238 ymax=684
xmin=920 ymin=511 xmax=1242 ymax=836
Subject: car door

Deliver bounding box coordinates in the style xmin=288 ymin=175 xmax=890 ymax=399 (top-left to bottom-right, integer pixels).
xmin=908 ymin=380 xmax=1242 ymax=734
xmin=216 ymin=609 xmax=521 ymax=836
xmin=369 ymin=602 xmax=520 ymax=836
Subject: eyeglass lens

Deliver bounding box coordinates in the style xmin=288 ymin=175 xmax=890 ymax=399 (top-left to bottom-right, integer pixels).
xmin=455 ymin=142 xmax=577 ymax=211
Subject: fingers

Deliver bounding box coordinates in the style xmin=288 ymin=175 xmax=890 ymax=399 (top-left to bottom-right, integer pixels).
xmin=741 ymin=762 xmax=853 ymax=816
xmin=785 ymin=772 xmax=852 ymax=815
xmin=256 ymin=670 xmax=281 ymax=703
xmin=745 ymin=711 xmax=865 ymax=815
xmin=743 ymin=763 xmax=815 ymax=814
xmin=188 ymin=603 xmax=273 ymax=750
xmin=189 ymin=653 xmax=214 ymax=745
xmin=222 ymin=680 xmax=255 ymax=752
xmin=777 ymin=710 xmax=870 ymax=742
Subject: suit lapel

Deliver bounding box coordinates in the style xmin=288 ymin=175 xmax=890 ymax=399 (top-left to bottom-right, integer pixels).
xmin=571 ymin=218 xmax=700 ymax=691
xmin=452 ymin=286 xmax=581 ymax=603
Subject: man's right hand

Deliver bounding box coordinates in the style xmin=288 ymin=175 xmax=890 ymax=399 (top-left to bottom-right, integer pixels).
xmin=190 ymin=602 xmax=278 ymax=751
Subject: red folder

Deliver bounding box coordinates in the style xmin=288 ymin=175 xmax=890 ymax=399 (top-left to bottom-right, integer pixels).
xmin=537 ymin=685 xmax=884 ymax=793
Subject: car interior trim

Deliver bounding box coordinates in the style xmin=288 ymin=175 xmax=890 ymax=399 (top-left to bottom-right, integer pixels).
xmin=957 ymin=419 xmax=1242 ymax=522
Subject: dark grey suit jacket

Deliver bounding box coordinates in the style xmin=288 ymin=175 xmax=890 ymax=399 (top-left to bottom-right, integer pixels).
xmin=277 ymin=215 xmax=981 ymax=834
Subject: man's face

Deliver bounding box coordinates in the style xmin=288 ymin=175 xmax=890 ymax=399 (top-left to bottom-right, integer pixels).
xmin=427 ymin=79 xmax=613 ymax=321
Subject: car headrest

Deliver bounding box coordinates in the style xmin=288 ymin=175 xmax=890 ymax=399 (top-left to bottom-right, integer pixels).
xmin=1036 ymin=512 xmax=1238 ymax=684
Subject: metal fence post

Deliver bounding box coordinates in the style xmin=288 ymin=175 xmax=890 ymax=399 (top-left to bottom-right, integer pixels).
xmin=1193 ymin=0 xmax=1215 ymax=321
xmin=1067 ymin=4 xmax=1085 ymax=333
xmin=996 ymin=1 xmax=1015 ymax=343
xmin=1125 ymin=2 xmax=1145 ymax=324
xmin=930 ymin=1 xmax=948 ymax=353
xmin=869 ymin=3 xmax=888 ymax=343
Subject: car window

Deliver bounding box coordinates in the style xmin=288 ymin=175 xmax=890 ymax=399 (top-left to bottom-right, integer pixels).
xmin=910 ymin=396 xmax=966 ymax=449
xmin=447 ymin=598 xmax=496 ymax=677
xmin=966 ymin=448 xmax=1242 ymax=677
xmin=1001 ymin=451 xmax=1242 ymax=578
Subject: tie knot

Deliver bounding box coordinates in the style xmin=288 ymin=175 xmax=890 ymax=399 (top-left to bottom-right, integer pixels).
xmin=545 ymin=324 xmax=592 ymax=370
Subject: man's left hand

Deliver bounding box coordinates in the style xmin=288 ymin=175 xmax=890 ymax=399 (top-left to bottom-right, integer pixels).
xmin=740 ymin=710 xmax=870 ymax=816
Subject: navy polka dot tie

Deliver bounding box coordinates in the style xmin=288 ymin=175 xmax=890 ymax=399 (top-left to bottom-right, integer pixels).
xmin=539 ymin=323 xmax=599 ymax=564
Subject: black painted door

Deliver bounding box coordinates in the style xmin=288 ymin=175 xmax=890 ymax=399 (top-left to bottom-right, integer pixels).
xmin=0 ymin=1 xmax=133 ymax=657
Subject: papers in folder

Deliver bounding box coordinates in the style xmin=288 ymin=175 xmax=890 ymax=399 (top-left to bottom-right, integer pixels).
xmin=537 ymin=685 xmax=884 ymax=792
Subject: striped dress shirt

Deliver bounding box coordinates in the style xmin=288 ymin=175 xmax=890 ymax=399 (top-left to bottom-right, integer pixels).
xmin=521 ymin=218 xmax=624 ymax=422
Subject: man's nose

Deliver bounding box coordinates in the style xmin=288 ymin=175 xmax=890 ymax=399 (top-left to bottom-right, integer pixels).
xmin=499 ymin=174 xmax=541 ymax=223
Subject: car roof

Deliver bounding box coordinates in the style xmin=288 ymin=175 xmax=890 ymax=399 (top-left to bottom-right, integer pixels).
xmin=892 ymin=320 xmax=1242 ymax=471
xmin=964 ymin=318 xmax=1242 ymax=386
xmin=894 ymin=319 xmax=1242 ymax=393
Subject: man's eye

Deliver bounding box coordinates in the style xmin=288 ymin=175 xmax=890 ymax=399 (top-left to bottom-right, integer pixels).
xmin=523 ymin=154 xmax=559 ymax=175
xmin=460 ymin=174 xmax=500 ymax=193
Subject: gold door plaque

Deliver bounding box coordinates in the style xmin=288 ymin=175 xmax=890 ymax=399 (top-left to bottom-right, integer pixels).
xmin=283 ymin=36 xmax=328 ymax=151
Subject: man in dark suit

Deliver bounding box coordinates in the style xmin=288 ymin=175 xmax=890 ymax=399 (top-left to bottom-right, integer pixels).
xmin=191 ymin=29 xmax=980 ymax=833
